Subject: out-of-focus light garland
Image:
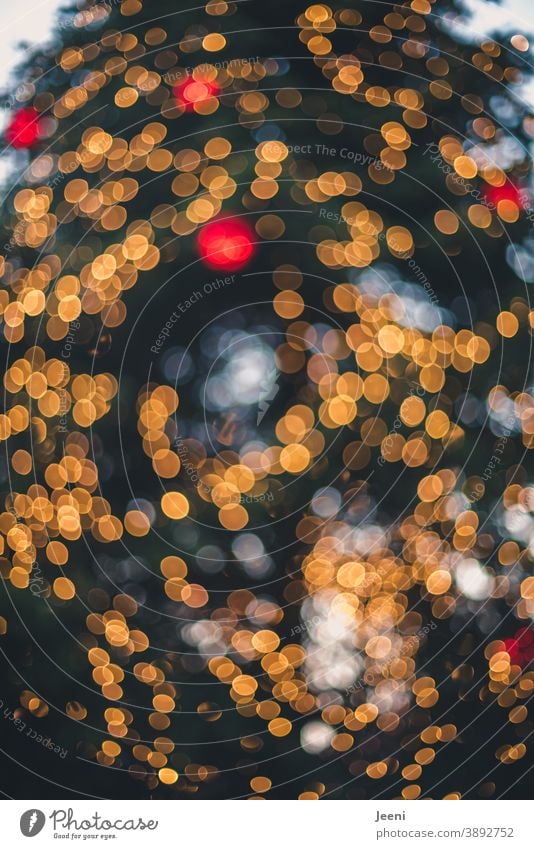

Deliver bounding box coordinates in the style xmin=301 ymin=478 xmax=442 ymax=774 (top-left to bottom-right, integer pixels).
xmin=0 ymin=0 xmax=532 ymax=801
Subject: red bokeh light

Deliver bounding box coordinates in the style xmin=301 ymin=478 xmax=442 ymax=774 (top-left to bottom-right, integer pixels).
xmin=197 ymin=217 xmax=256 ymax=271
xmin=5 ymin=107 xmax=41 ymax=149
xmin=504 ymin=626 xmax=534 ymax=668
xmin=173 ymin=76 xmax=220 ymax=111
xmin=483 ymin=180 xmax=527 ymax=210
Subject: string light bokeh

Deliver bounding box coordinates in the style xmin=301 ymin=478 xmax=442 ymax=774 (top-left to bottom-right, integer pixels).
xmin=0 ymin=0 xmax=533 ymax=801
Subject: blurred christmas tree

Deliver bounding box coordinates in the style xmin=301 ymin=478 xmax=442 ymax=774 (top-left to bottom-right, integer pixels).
xmin=0 ymin=0 xmax=533 ymax=799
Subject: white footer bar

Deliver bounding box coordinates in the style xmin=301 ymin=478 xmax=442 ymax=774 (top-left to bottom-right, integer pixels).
xmin=4 ymin=800 xmax=529 ymax=848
